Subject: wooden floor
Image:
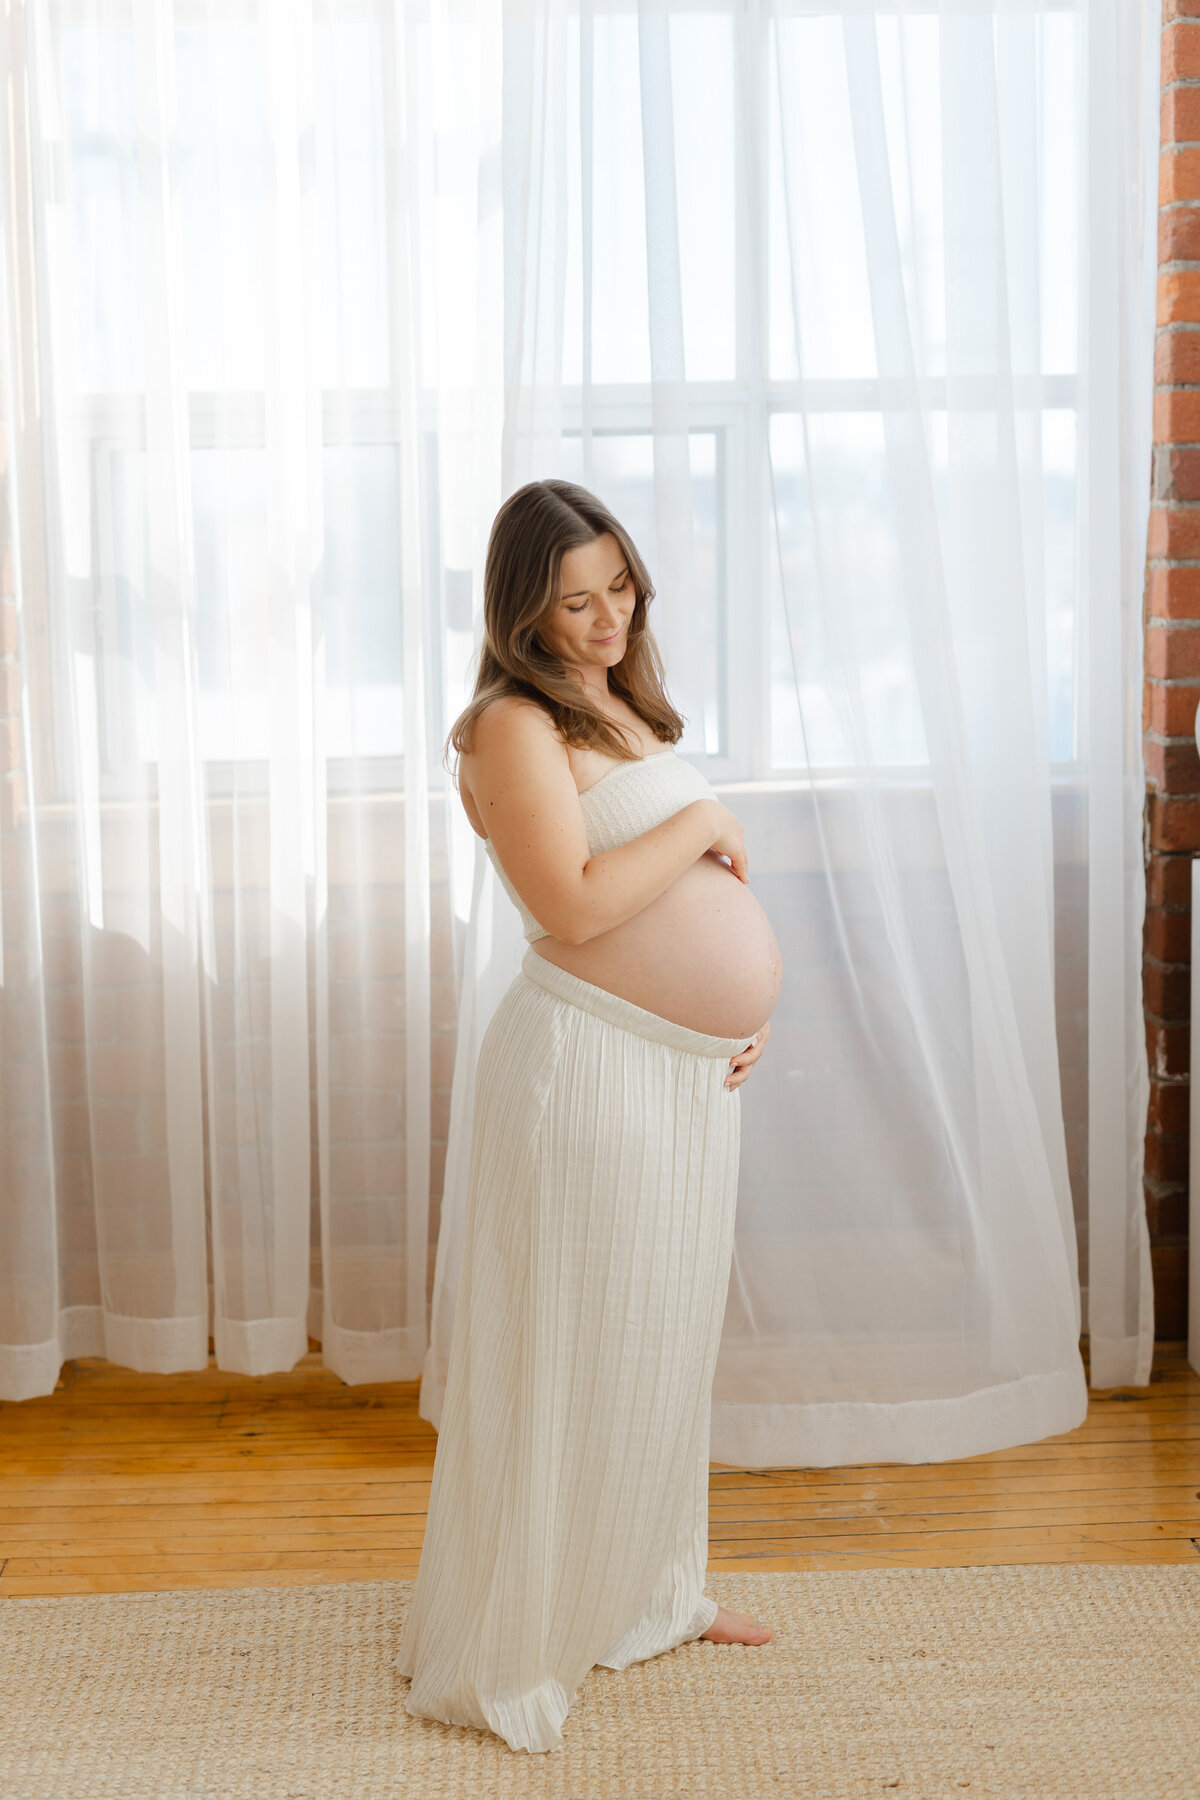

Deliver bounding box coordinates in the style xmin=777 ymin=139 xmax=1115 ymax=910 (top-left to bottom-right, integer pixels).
xmin=1 ymin=1342 xmax=1197 ymax=1597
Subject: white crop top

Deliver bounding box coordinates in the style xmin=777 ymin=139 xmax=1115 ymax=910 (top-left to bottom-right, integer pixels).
xmin=480 ymin=747 xmax=718 ymax=943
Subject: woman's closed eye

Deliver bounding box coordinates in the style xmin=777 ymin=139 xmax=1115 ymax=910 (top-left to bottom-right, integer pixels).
xmin=567 ymin=580 xmax=627 ymax=615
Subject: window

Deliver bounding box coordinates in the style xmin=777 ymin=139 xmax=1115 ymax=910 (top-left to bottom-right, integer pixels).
xmin=52 ymin=0 xmax=1080 ymax=798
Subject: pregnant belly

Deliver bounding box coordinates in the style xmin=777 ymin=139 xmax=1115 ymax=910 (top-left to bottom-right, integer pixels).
xmin=529 ymin=849 xmax=783 ymax=1040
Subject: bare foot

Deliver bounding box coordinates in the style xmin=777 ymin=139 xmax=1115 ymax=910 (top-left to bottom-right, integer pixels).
xmin=700 ymin=1605 xmax=772 ymax=1645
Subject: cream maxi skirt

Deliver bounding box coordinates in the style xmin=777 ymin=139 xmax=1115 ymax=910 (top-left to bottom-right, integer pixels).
xmin=395 ymin=946 xmax=748 ymax=1754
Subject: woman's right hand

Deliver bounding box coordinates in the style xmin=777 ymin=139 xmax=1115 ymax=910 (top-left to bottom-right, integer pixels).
xmin=706 ymin=800 xmax=748 ymax=883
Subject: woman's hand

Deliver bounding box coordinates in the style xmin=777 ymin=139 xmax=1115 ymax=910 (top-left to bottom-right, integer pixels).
xmin=708 ymin=802 xmax=748 ymax=883
xmin=724 ymin=1019 xmax=771 ymax=1090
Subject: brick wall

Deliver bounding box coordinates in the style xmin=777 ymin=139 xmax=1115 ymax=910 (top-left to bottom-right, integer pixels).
xmin=1144 ymin=0 xmax=1200 ymax=1341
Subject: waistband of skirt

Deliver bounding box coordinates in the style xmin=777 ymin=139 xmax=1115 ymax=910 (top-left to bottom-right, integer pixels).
xmin=520 ymin=946 xmax=754 ymax=1059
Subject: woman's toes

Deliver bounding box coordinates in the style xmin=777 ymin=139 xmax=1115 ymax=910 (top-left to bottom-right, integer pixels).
xmin=701 ymin=1606 xmax=772 ymax=1645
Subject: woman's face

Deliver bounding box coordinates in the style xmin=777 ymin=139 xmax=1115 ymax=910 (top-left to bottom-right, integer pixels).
xmin=537 ymin=531 xmax=636 ymax=678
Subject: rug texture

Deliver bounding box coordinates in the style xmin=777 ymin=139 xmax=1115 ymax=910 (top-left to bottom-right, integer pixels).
xmin=0 ymin=1567 xmax=1197 ymax=1799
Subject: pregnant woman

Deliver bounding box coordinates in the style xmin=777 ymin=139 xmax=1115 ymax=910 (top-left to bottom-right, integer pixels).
xmin=396 ymin=478 xmax=784 ymax=1753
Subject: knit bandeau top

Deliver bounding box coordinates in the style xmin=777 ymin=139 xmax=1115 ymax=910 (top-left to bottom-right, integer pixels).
xmin=480 ymin=746 xmax=718 ymax=944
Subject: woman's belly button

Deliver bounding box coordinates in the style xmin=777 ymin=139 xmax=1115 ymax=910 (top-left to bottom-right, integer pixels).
xmin=530 ymin=854 xmax=783 ymax=1040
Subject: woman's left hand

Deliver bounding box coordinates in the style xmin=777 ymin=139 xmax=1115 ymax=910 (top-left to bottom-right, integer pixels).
xmin=724 ymin=1020 xmax=771 ymax=1090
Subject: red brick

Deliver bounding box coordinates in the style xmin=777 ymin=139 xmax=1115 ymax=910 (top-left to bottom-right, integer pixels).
xmin=1155 ymin=386 xmax=1200 ymax=442
xmin=1147 ymin=851 xmax=1196 ymax=909
xmin=1145 ymin=1130 xmax=1190 ymax=1182
xmin=1146 ymin=621 xmax=1200 ymax=677
xmin=1146 ymin=679 xmax=1200 ymax=736
xmin=1160 ymin=205 xmax=1200 ymax=266
xmin=1148 ymin=504 xmax=1200 ymax=557
xmin=1157 ymin=445 xmax=1200 ymax=499
xmin=48 ymin=1040 xmax=86 ymax=1097
xmin=1161 ymin=144 xmax=1200 ymax=207
xmin=1147 ymin=565 xmax=1200 ymax=619
xmin=1145 ymin=905 xmax=1194 ymax=964
xmin=1169 ymin=737 xmax=1200 ymax=795
xmin=332 ymin=1141 xmax=405 ymax=1198
xmin=1164 ymin=82 xmax=1200 ymax=146
xmin=1163 ymin=23 xmax=1200 ymax=84
xmin=1147 ymin=1075 xmax=1192 ymax=1134
xmin=1144 ymin=733 xmax=1200 ymax=792
xmin=1147 ymin=790 xmax=1200 ymax=850
xmin=89 ymin=1042 xmax=167 ymax=1097
xmin=0 ymin=768 xmax=24 ymax=834
xmin=1144 ymin=958 xmax=1192 ymax=1020
xmin=1159 ymin=267 xmax=1200 ymax=324
xmin=0 ymin=715 xmax=21 ymax=775
xmin=1156 ymin=323 xmax=1200 ymax=380
xmin=1164 ymin=0 xmax=1200 ymax=20
xmin=1144 ymin=1184 xmax=1191 ymax=1238
xmin=1151 ymin=1241 xmax=1189 ymax=1339
xmin=91 ymin=1152 xmax=170 ymax=1211
xmin=1147 ymin=1016 xmax=1191 ymax=1078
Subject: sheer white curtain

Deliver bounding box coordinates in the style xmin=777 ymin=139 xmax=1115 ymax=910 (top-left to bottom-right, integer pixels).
xmin=0 ymin=0 xmax=501 ymax=1398
xmin=425 ymin=0 xmax=1160 ymax=1465
xmin=0 ymin=0 xmax=1156 ymax=1458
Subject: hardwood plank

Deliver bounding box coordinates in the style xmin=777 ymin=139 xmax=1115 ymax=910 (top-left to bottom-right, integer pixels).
xmin=2 ymin=1342 xmax=1196 ymax=1596
xmin=0 ymin=1568 xmax=423 ymax=1595
xmin=2 ymin=1481 xmax=1197 ymax=1534
xmin=709 ymin=1544 xmax=1200 ymax=1569
xmin=705 ymin=1520 xmax=1200 ymax=1549
xmin=3 ymin=1549 xmax=427 ymax=1577
xmin=706 ymin=1501 xmax=1200 ymax=1530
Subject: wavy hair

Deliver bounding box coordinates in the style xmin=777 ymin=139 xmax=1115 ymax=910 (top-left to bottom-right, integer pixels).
xmin=445 ymin=478 xmax=685 ymax=772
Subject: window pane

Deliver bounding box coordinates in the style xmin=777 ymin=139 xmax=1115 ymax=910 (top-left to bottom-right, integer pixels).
xmin=1044 ymin=409 xmax=1078 ymax=764
xmin=769 ymin=412 xmax=927 ymax=770
xmin=768 ymin=18 xmax=877 ymax=383
xmin=671 ymin=12 xmax=735 ymax=382
xmin=1041 ymin=13 xmax=1078 ymax=376
xmin=576 ymin=14 xmax=651 ymax=385
xmin=61 ymin=22 xmax=143 ymax=393
xmin=93 ymin=446 xmax=404 ymax=771
xmin=322 ymin=445 xmax=405 ymax=758
xmin=769 ymin=404 xmax=1077 ymax=772
xmin=314 ymin=21 xmax=390 ymax=388
xmin=176 ymin=24 xmax=266 ymax=391
xmin=97 ymin=447 xmax=154 ymax=768
xmin=876 ymin=15 xmax=945 ymax=379
xmin=561 ymin=11 xmax=734 ymax=387
xmin=63 ymin=18 xmax=392 ymax=393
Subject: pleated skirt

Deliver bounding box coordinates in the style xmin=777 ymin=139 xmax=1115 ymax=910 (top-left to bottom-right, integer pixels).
xmin=395 ymin=946 xmax=748 ymax=1754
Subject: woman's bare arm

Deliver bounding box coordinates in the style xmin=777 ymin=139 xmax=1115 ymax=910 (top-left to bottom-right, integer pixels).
xmin=466 ymin=697 xmax=726 ymax=946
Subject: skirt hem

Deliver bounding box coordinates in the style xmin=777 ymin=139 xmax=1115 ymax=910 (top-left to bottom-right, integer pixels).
xmin=397 ymin=1591 xmax=720 ymax=1754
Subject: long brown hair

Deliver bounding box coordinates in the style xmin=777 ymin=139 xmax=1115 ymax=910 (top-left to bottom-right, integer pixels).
xmin=445 ymin=478 xmax=685 ymax=772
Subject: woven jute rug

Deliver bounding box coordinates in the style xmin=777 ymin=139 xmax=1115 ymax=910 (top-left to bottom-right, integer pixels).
xmin=1 ymin=1567 xmax=1198 ymax=1799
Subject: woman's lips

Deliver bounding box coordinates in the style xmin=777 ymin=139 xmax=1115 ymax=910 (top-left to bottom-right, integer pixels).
xmin=594 ymin=628 xmax=624 ymax=643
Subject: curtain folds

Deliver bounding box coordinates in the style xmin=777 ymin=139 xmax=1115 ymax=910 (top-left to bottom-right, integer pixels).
xmin=0 ymin=0 xmax=1157 ymax=1464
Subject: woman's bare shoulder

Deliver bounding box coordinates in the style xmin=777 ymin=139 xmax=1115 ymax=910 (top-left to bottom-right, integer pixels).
xmin=458 ymin=697 xmax=567 ymax=833
xmin=462 ymin=694 xmax=561 ymax=772
xmin=473 ymin=692 xmax=555 ymax=740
